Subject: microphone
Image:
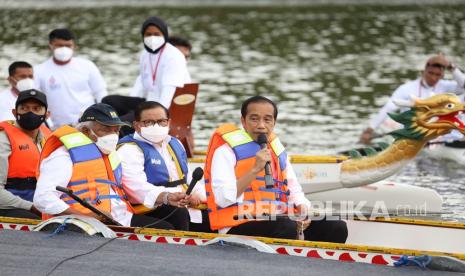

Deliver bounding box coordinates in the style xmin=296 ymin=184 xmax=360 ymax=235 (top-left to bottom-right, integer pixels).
xmin=186 ymin=167 xmax=204 ymax=195
xmin=257 ymin=133 xmax=274 ymax=188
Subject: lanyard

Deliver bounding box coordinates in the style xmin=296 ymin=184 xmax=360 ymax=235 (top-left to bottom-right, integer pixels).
xmin=149 ymin=46 xmax=166 ymax=85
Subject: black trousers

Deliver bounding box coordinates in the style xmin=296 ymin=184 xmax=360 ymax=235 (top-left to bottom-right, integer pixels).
xmin=102 ymin=95 xmax=145 ymax=137
xmin=130 ymin=214 xmax=174 ymax=230
xmin=303 ymin=217 xmax=348 ymax=243
xmin=0 ymin=208 xmax=40 ymax=219
xmin=189 ymin=209 xmax=217 ymax=233
xmin=228 ymin=217 xmax=297 ymax=239
xmin=144 ymin=205 xmax=190 ymax=231
xmin=227 ymin=217 xmax=348 ymax=243
xmin=101 ymin=95 xmax=145 ymax=120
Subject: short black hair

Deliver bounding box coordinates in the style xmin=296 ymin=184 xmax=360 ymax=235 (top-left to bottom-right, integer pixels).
xmin=49 ymin=28 xmax=75 ymax=42
xmin=8 ymin=61 xmax=32 ymax=76
xmin=241 ymin=96 xmax=278 ymax=120
xmin=168 ymin=35 xmax=192 ymax=51
xmin=135 ymin=101 xmax=170 ymax=121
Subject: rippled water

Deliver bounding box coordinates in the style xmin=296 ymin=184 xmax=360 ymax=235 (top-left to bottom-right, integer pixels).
xmin=1 ymin=2 xmax=464 ymax=220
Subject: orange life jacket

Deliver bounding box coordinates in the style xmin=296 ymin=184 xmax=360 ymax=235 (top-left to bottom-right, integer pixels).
xmin=39 ymin=125 xmax=132 ymax=219
xmin=204 ymin=124 xmax=290 ymax=230
xmin=0 ymin=121 xmax=51 ymax=201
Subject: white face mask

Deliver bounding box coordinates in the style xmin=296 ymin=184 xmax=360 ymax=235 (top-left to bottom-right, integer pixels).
xmin=144 ymin=36 xmax=165 ymax=52
xmin=53 ymin=46 xmax=74 ymax=62
xmin=140 ymin=124 xmax=169 ymax=144
xmin=90 ymin=129 xmax=119 ymax=154
xmin=16 ymin=78 xmax=35 ymax=92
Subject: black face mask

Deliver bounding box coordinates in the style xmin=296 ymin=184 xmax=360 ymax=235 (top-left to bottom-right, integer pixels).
xmin=16 ymin=112 xmax=45 ymax=130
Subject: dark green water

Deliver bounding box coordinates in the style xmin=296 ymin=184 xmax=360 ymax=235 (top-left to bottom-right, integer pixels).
xmin=1 ymin=3 xmax=464 ymax=219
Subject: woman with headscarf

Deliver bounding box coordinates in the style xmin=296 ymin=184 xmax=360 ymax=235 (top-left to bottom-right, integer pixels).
xmin=133 ymin=16 xmax=191 ymax=107
xmin=102 ymin=16 xmax=191 ymax=122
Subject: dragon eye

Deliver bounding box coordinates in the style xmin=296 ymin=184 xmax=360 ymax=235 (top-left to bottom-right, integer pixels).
xmin=446 ymin=103 xmax=455 ymax=109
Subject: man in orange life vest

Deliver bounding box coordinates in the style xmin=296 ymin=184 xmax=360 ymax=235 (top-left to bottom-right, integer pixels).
xmin=0 ymin=89 xmax=51 ymax=219
xmin=205 ymin=96 xmax=348 ymax=242
xmin=33 ymin=103 xmax=189 ymax=228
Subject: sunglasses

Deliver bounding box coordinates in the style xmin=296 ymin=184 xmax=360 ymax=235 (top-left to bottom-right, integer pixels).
xmin=426 ymin=63 xmax=446 ymax=70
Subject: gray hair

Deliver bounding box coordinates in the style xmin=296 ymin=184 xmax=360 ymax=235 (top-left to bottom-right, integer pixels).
xmin=74 ymin=121 xmax=95 ymax=132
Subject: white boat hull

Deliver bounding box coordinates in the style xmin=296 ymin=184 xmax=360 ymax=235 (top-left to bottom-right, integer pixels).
xmin=346 ymin=218 xmax=465 ymax=254
xmin=188 ymin=157 xmax=443 ymax=213
xmin=425 ymin=143 xmax=465 ymax=165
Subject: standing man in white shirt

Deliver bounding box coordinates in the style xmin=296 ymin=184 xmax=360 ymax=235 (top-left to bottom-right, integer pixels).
xmin=33 ymin=103 xmax=189 ymax=228
xmin=34 ymin=28 xmax=108 ymax=128
xmin=359 ymin=54 xmax=465 ymax=144
xmin=204 ymin=96 xmax=348 ymax=242
xmin=0 ymin=61 xmax=35 ymax=121
xmin=117 ymin=101 xmax=206 ymax=231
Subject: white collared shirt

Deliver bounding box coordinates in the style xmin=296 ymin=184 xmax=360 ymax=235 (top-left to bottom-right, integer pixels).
xmin=0 ymin=88 xmax=17 ymax=122
xmin=131 ymin=44 xmax=191 ymax=107
xmin=369 ymin=77 xmax=463 ymax=129
xmin=211 ymin=143 xmax=311 ymax=234
xmin=33 ymin=146 xmax=133 ymax=227
xmin=34 ymin=57 xmax=107 ymax=128
xmin=117 ymin=133 xmax=202 ymax=223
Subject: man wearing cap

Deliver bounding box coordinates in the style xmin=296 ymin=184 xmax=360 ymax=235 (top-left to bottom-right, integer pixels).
xmin=33 ymin=103 xmax=190 ymax=228
xmin=0 ymin=61 xmax=36 ymax=121
xmin=0 ymin=89 xmax=51 ymax=219
xmin=34 ymin=28 xmax=107 ymax=128
xmin=360 ymin=54 xmax=465 ymax=144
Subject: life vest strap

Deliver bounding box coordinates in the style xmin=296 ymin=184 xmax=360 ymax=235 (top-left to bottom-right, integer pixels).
xmin=5 ymin=177 xmax=37 ymax=190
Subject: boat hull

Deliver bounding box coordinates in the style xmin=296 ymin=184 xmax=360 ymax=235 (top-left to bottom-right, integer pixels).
xmin=188 ymin=156 xmax=443 ymax=213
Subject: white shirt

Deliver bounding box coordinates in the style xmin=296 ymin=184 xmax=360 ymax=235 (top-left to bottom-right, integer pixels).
xmin=34 ymin=57 xmax=107 ymax=127
xmin=117 ymin=132 xmax=202 ymax=223
xmin=33 ymin=146 xmax=133 ymax=227
xmin=0 ymin=89 xmax=17 ymax=121
xmin=131 ymin=44 xmax=190 ymax=107
xmin=369 ymin=77 xmax=464 ymax=129
xmin=211 ymin=143 xmax=311 ymax=234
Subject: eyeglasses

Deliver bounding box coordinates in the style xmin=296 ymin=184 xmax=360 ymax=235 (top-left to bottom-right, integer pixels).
xmin=140 ymin=119 xmax=169 ymax=127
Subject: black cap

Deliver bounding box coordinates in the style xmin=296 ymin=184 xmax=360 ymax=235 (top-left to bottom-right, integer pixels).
xmin=16 ymin=89 xmax=48 ymax=109
xmin=79 ymin=103 xmax=129 ymax=126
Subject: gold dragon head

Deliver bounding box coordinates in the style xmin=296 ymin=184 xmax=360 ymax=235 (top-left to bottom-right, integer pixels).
xmin=389 ymin=93 xmax=465 ymax=141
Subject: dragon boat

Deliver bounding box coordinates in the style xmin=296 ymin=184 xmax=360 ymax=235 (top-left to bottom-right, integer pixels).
xmin=2 ymin=94 xmax=465 ymax=273
xmin=187 ymin=93 xmax=465 ymax=214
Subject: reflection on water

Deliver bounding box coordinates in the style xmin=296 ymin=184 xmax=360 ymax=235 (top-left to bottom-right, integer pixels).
xmin=0 ymin=3 xmax=464 ymax=220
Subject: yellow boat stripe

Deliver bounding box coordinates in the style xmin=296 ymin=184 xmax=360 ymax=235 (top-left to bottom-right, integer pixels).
xmin=1 ymin=216 xmax=464 ymax=260
xmin=364 ymin=216 xmax=465 ymax=229
xmin=188 ymin=155 xmax=349 ymax=164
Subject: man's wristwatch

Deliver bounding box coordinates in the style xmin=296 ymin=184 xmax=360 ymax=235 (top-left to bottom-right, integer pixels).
xmin=162 ymin=192 xmax=170 ymax=205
